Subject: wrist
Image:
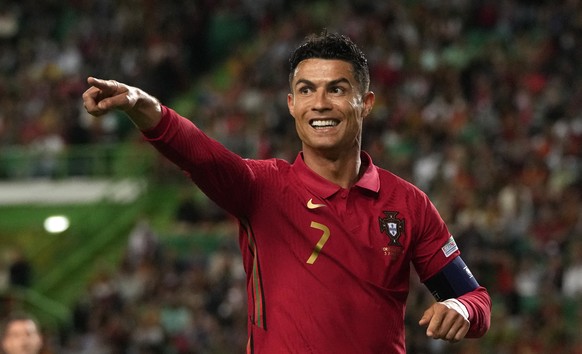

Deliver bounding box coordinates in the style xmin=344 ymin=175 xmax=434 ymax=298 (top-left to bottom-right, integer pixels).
xmin=442 ymin=298 xmax=469 ymax=321
xmin=126 ymin=92 xmax=162 ymax=131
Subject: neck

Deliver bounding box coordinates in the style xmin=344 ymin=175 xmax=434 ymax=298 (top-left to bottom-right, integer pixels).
xmin=302 ymin=148 xmax=362 ymax=189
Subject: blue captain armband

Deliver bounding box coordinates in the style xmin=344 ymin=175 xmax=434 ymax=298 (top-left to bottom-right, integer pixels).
xmin=424 ymin=256 xmax=479 ymax=301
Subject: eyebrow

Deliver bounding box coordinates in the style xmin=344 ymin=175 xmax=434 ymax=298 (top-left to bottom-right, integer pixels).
xmin=294 ymin=77 xmax=352 ymax=88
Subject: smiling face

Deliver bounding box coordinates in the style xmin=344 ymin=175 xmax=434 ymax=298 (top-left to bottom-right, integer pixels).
xmin=287 ymin=58 xmax=374 ymax=157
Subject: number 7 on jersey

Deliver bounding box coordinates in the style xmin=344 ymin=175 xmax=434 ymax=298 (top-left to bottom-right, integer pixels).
xmin=307 ymin=221 xmax=330 ymax=264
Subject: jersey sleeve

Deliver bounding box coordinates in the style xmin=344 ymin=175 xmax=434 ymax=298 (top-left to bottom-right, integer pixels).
xmin=411 ymin=191 xmax=460 ymax=282
xmin=141 ymin=105 xmax=256 ymax=217
xmin=458 ymin=286 xmax=491 ymax=337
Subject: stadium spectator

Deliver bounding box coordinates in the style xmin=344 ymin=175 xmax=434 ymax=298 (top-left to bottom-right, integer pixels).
xmin=1 ymin=312 xmax=43 ymax=354
xmin=6 ymin=250 xmax=32 ymax=289
xmin=563 ymin=239 xmax=582 ymax=298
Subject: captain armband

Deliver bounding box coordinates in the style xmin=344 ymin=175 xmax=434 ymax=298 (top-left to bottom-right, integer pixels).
xmin=424 ymin=256 xmax=479 ymax=302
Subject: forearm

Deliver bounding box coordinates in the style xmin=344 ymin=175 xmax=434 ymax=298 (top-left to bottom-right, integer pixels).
xmin=458 ymin=286 xmax=491 ymax=337
xmin=423 ymin=256 xmax=491 ymax=338
xmin=125 ymin=90 xmax=162 ymax=131
xmin=142 ymin=105 xmax=254 ymax=217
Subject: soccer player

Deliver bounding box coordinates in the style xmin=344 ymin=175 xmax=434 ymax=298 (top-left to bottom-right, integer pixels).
xmin=1 ymin=313 xmax=43 ymax=354
xmin=83 ymin=32 xmax=491 ymax=353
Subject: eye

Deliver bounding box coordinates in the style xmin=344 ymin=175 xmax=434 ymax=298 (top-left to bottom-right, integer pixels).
xmin=330 ymin=86 xmax=346 ymax=95
xmin=298 ymin=86 xmax=313 ymax=95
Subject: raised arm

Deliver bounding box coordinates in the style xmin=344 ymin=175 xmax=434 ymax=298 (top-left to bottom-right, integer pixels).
xmin=82 ymin=77 xmax=162 ymax=130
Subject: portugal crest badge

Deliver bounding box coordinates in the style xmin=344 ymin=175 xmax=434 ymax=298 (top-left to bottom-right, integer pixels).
xmin=379 ymin=211 xmax=405 ymax=258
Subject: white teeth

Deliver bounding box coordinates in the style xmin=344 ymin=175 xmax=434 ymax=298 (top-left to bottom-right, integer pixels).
xmin=311 ymin=120 xmax=338 ymax=128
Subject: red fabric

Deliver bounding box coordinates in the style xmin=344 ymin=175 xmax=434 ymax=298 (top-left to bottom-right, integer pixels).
xmin=142 ymin=106 xmax=491 ymax=353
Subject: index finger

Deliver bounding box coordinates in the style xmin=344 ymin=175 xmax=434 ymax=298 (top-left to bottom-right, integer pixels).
xmin=87 ymin=77 xmax=119 ymax=94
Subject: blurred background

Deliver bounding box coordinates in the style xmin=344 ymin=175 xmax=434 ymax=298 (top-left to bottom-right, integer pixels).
xmin=1 ymin=0 xmax=581 ymax=353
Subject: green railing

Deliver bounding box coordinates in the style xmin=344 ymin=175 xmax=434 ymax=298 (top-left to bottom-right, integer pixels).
xmin=0 ymin=142 xmax=157 ymax=180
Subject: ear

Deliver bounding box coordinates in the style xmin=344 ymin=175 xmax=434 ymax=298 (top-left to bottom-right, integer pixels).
xmin=287 ymin=93 xmax=296 ymax=118
xmin=362 ymin=91 xmax=375 ymax=118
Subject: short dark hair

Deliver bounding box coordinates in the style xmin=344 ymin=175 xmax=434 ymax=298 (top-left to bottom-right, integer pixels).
xmin=288 ymin=32 xmax=370 ymax=93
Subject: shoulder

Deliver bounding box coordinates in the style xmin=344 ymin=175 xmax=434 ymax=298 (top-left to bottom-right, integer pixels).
xmin=243 ymin=157 xmax=293 ymax=178
xmin=245 ymin=157 xmax=292 ymax=169
xmin=376 ymin=166 xmax=429 ymax=201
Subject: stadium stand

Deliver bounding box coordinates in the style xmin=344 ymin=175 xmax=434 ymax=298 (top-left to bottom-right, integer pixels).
xmin=1 ymin=0 xmax=581 ymax=352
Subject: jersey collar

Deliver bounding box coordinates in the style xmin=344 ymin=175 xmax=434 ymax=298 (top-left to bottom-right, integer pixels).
xmin=292 ymin=151 xmax=380 ymax=199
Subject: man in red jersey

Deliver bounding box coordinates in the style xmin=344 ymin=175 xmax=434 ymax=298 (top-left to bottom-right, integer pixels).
xmin=83 ymin=32 xmax=491 ymax=353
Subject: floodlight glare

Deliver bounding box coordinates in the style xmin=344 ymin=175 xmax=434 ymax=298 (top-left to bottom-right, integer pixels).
xmin=44 ymin=215 xmax=70 ymax=234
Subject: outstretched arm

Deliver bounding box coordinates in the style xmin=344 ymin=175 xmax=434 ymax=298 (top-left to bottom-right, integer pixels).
xmin=82 ymin=77 xmax=162 ymax=130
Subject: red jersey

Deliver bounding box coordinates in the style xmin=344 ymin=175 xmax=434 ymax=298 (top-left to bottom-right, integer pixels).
xmin=143 ymin=106 xmax=490 ymax=353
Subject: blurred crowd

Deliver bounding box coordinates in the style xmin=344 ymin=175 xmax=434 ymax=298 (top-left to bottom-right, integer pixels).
xmin=2 ymin=0 xmax=582 ymax=353
xmin=57 ymin=219 xmax=248 ymax=354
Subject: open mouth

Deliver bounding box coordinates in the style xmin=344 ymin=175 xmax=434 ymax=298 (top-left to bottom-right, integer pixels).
xmin=310 ymin=119 xmax=340 ymax=129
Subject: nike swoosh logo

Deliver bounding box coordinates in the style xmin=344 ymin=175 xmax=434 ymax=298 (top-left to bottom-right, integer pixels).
xmin=307 ymin=198 xmax=326 ymax=209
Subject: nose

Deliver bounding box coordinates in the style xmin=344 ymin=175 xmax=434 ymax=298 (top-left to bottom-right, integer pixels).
xmin=312 ymin=89 xmax=332 ymax=111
